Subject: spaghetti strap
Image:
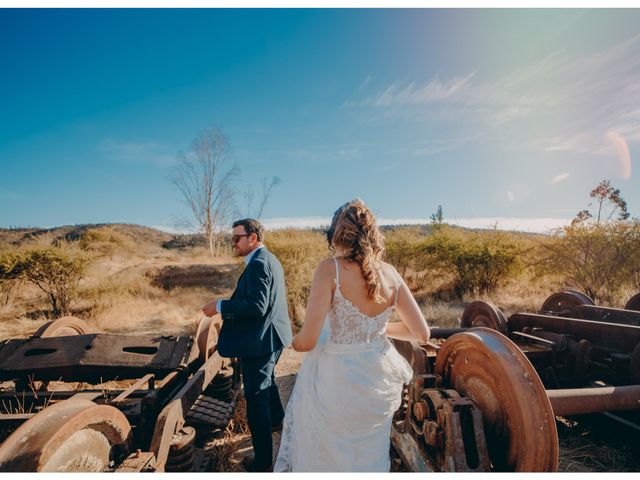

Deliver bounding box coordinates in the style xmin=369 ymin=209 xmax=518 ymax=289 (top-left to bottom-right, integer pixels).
xmin=333 ymin=257 xmax=340 ymax=287
xmin=393 ymin=267 xmax=401 ymax=306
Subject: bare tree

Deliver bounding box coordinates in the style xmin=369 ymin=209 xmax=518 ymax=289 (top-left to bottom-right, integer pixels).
xmin=243 ymin=175 xmax=282 ymax=220
xmin=170 ymin=127 xmax=240 ymax=256
xmin=256 ymin=176 xmax=281 ymax=220
xmin=243 ymin=188 xmax=255 ymax=218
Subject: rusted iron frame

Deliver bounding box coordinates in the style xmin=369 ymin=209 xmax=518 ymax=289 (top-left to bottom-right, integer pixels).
xmin=0 ymin=334 xmax=192 ymax=383
xmin=428 ymin=390 xmax=490 ymax=472
xmin=112 ymin=374 xmax=155 ymax=404
xmin=510 ymin=330 xmax=563 ymax=372
xmin=393 ymin=382 xmax=491 ymax=472
xmin=149 ymin=350 xmax=224 ymax=472
xmin=115 ymin=450 xmax=157 ymax=472
xmin=0 ymin=413 xmax=35 ymax=423
xmin=391 ymin=422 xmax=439 ymax=472
xmin=571 ymin=305 xmax=640 ymax=326
xmin=508 ymin=313 xmax=640 ymax=353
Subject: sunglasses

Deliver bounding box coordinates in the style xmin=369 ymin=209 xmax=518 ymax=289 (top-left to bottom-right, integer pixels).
xmin=231 ymin=234 xmax=250 ymax=243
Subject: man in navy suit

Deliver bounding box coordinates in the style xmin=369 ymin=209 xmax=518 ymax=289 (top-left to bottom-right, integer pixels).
xmin=202 ymin=218 xmax=292 ymax=472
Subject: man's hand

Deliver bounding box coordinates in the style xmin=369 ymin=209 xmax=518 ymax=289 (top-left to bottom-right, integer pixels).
xmin=202 ymin=300 xmax=218 ymax=317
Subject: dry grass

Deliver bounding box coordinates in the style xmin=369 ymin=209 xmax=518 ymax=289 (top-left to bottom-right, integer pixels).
xmin=557 ymin=418 xmax=639 ymax=472
xmin=207 ymin=395 xmax=251 ymax=472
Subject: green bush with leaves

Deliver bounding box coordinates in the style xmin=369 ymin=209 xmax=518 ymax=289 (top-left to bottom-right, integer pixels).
xmin=384 ymin=227 xmax=424 ymax=277
xmin=540 ymin=220 xmax=640 ymax=303
xmin=0 ymin=246 xmax=88 ymax=316
xmin=383 ymin=227 xmax=431 ymax=290
xmin=265 ymin=229 xmax=327 ymax=329
xmin=420 ymin=226 xmax=523 ymax=297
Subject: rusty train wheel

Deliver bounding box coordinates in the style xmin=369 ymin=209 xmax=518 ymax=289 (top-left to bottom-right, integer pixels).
xmin=33 ymin=316 xmax=94 ymax=338
xmin=460 ymin=301 xmax=508 ymax=335
xmin=0 ymin=398 xmax=131 ymax=472
xmin=625 ymin=293 xmax=640 ymax=312
xmin=195 ymin=315 xmax=220 ymax=362
xmin=435 ymin=328 xmax=558 ymax=472
xmin=540 ymin=290 xmax=594 ymax=315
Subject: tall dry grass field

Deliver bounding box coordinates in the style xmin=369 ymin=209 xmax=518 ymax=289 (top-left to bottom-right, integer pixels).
xmin=3 ymin=222 xmax=638 ymax=338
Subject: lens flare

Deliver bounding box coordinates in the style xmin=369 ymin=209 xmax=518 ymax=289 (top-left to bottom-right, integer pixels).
xmin=605 ymin=131 xmax=632 ymax=180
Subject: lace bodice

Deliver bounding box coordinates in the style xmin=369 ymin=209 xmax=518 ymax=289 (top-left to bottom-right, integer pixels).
xmin=328 ymin=258 xmax=400 ymax=344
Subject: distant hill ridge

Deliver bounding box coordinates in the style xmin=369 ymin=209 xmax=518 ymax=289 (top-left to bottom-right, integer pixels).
xmin=0 ymin=221 xmax=544 ymax=249
xmin=0 ymin=223 xmax=175 ymax=248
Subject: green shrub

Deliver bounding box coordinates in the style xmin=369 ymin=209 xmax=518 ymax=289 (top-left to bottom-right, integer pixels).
xmin=0 ymin=245 xmax=88 ymax=316
xmin=539 ymin=220 xmax=640 ymax=303
xmin=383 ymin=227 xmax=431 ymax=290
xmin=384 ymin=227 xmax=424 ymax=277
xmin=420 ymin=226 xmax=523 ymax=297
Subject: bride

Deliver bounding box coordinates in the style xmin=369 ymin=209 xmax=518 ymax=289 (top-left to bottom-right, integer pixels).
xmin=274 ymin=199 xmax=431 ymax=472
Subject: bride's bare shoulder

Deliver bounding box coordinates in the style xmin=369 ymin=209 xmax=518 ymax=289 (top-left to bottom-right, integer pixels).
xmin=315 ymin=257 xmax=337 ymax=276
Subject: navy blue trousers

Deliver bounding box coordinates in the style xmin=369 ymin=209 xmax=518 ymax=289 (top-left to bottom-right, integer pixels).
xmin=241 ymin=348 xmax=285 ymax=467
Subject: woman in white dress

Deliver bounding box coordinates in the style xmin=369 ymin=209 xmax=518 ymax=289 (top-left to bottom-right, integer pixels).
xmin=274 ymin=199 xmax=431 ymax=472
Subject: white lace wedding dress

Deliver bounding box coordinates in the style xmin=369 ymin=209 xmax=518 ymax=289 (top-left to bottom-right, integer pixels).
xmin=274 ymin=258 xmax=413 ymax=472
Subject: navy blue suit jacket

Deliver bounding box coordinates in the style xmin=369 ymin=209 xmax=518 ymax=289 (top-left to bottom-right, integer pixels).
xmin=217 ymin=247 xmax=293 ymax=358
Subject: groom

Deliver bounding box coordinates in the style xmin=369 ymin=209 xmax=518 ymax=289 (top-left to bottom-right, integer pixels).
xmin=202 ymin=218 xmax=292 ymax=472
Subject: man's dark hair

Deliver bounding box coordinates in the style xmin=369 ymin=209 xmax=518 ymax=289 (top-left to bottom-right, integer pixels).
xmin=232 ymin=218 xmax=264 ymax=242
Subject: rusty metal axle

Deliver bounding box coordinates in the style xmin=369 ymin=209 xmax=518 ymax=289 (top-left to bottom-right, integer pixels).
xmin=547 ymin=385 xmax=640 ymax=416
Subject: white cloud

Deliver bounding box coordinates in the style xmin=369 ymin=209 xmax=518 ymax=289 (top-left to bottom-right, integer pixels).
xmin=351 ymin=33 xmax=640 ymax=157
xmin=551 ymin=172 xmax=570 ymax=184
xmin=360 ymin=73 xmax=476 ymax=107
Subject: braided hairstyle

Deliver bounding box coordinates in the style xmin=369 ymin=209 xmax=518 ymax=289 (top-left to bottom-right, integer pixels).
xmin=326 ymin=199 xmax=386 ymax=304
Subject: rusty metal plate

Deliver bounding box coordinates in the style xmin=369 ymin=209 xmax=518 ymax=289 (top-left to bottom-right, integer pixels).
xmin=186 ymin=394 xmax=235 ymax=428
xmin=435 ymin=328 xmax=558 ymax=472
xmin=0 ymin=334 xmax=191 ymax=382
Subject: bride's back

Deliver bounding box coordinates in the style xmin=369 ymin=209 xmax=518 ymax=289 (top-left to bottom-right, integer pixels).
xmin=332 ymin=257 xmax=398 ymax=317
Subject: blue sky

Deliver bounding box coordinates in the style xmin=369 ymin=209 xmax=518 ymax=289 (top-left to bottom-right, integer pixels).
xmin=1 ymin=9 xmax=639 ymax=232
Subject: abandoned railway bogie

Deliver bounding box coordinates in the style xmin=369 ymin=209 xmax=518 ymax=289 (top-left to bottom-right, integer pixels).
xmin=0 ymin=315 xmax=239 ymax=473
xmin=3 ymin=294 xmax=639 ymax=472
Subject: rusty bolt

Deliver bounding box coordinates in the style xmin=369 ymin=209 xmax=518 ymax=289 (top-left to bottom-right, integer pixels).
xmin=413 ymin=401 xmax=428 ymax=422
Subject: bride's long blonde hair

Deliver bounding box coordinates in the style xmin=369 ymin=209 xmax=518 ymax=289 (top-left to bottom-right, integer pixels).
xmin=326 ymin=198 xmax=386 ymax=304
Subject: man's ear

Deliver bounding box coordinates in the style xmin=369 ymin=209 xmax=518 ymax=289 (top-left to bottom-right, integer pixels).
xmin=250 ymin=232 xmax=258 ymax=244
